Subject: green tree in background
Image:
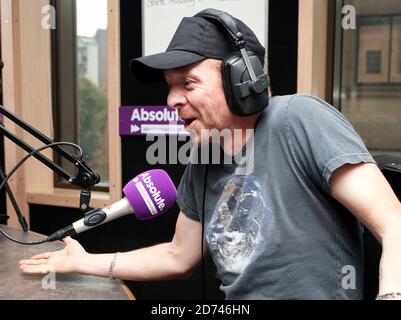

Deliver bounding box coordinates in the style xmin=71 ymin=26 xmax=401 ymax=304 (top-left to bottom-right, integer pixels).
xmin=78 ymin=77 xmax=109 ymax=184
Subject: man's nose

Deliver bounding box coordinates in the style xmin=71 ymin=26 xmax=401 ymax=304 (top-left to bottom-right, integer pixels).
xmin=167 ymin=87 xmax=186 ymax=110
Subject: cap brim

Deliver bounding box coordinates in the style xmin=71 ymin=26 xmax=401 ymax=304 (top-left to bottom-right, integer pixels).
xmin=130 ymin=50 xmax=207 ymax=83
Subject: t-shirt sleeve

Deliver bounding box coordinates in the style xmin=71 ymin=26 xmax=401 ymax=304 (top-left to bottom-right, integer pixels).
xmin=176 ymin=163 xmax=201 ymax=221
xmin=284 ymin=94 xmax=376 ymax=193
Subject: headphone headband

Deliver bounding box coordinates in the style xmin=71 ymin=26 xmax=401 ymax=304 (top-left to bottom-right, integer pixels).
xmin=194 ymin=9 xmax=270 ymax=116
xmin=195 ymin=9 xmax=245 ymax=47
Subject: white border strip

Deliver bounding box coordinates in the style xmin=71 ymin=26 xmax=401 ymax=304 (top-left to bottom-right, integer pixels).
xmin=135 ymin=181 xmax=158 ymax=215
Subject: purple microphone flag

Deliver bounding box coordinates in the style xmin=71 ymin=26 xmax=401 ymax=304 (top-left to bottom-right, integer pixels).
xmin=123 ymin=169 xmax=177 ymax=220
xmin=119 ymin=106 xmax=189 ymax=136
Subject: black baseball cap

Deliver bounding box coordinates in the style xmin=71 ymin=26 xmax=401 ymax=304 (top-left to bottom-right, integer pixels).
xmin=130 ymin=11 xmax=265 ymax=83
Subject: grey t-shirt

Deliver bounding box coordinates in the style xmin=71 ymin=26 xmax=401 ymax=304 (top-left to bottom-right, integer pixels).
xmin=176 ymin=94 xmax=375 ymax=300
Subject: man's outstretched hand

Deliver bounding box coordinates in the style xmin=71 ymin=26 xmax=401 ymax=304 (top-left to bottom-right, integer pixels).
xmin=19 ymin=237 xmax=87 ymax=275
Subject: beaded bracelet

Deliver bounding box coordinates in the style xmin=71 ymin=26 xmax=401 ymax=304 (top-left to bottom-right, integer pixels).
xmin=376 ymin=292 xmax=401 ymax=300
xmin=108 ymin=252 xmax=120 ymax=280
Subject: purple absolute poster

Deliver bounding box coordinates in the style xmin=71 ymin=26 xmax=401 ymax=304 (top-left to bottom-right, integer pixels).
xmin=119 ymin=106 xmax=189 ymax=136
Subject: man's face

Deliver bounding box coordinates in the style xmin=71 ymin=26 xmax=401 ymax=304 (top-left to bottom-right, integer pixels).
xmin=165 ymin=59 xmax=233 ymax=145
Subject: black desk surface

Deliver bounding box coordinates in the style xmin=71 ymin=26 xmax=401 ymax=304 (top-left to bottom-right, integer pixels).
xmin=0 ymin=225 xmax=134 ymax=300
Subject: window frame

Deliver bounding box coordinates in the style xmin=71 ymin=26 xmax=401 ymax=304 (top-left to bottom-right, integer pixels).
xmin=52 ymin=0 xmax=109 ymax=192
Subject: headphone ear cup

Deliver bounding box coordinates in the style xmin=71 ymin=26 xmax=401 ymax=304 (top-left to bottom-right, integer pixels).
xmin=221 ymin=52 xmax=240 ymax=114
xmin=221 ymin=52 xmax=269 ymax=117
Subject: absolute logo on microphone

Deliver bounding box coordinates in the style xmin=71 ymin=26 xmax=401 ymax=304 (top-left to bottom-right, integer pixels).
xmin=134 ymin=173 xmax=166 ymax=215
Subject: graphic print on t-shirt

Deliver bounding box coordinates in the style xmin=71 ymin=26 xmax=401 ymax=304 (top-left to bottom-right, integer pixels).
xmin=206 ymin=175 xmax=272 ymax=275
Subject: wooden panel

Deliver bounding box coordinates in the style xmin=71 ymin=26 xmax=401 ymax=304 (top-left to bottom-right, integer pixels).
xmin=108 ymin=0 xmax=122 ymax=202
xmin=297 ymin=0 xmax=329 ymax=100
xmin=27 ymin=188 xmax=110 ymax=209
xmin=1 ymin=0 xmax=28 ymax=228
xmin=19 ymin=0 xmax=54 ymax=193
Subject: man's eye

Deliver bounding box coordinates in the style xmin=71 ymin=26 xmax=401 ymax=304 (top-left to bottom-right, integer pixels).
xmin=183 ymin=79 xmax=192 ymax=87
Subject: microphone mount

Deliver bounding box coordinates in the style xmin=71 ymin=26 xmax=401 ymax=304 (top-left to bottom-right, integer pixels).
xmin=0 ymin=104 xmax=100 ymax=212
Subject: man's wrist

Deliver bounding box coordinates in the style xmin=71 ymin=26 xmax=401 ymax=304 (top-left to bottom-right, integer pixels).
xmin=74 ymin=252 xmax=94 ymax=275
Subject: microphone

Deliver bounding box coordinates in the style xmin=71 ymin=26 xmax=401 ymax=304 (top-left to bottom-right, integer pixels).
xmin=47 ymin=169 xmax=177 ymax=242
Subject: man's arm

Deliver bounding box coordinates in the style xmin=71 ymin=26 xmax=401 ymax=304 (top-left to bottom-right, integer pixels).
xmin=330 ymin=162 xmax=401 ymax=296
xmin=20 ymin=212 xmax=204 ymax=281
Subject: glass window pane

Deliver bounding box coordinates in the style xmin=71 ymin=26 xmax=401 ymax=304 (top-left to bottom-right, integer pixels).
xmin=357 ymin=17 xmax=391 ymax=84
xmin=340 ymin=0 xmax=401 ymax=157
xmin=76 ymin=0 xmax=108 ymax=185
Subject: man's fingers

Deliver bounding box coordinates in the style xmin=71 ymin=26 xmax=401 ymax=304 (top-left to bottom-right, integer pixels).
xmin=30 ymin=252 xmax=52 ymax=260
xmin=19 ymin=259 xmax=48 ymax=266
xmin=20 ymin=264 xmax=54 ymax=275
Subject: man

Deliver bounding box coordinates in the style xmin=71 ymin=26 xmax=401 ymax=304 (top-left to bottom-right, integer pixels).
xmin=20 ymin=10 xmax=401 ymax=300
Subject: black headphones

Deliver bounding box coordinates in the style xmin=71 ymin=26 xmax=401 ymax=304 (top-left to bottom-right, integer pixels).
xmin=195 ymin=9 xmax=270 ymax=117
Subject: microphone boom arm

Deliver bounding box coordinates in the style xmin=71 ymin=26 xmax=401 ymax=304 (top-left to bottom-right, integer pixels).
xmin=0 ymin=104 xmax=100 ymax=211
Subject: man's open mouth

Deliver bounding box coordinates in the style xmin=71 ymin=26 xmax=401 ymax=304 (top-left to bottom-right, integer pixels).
xmin=184 ymin=118 xmax=196 ymax=127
